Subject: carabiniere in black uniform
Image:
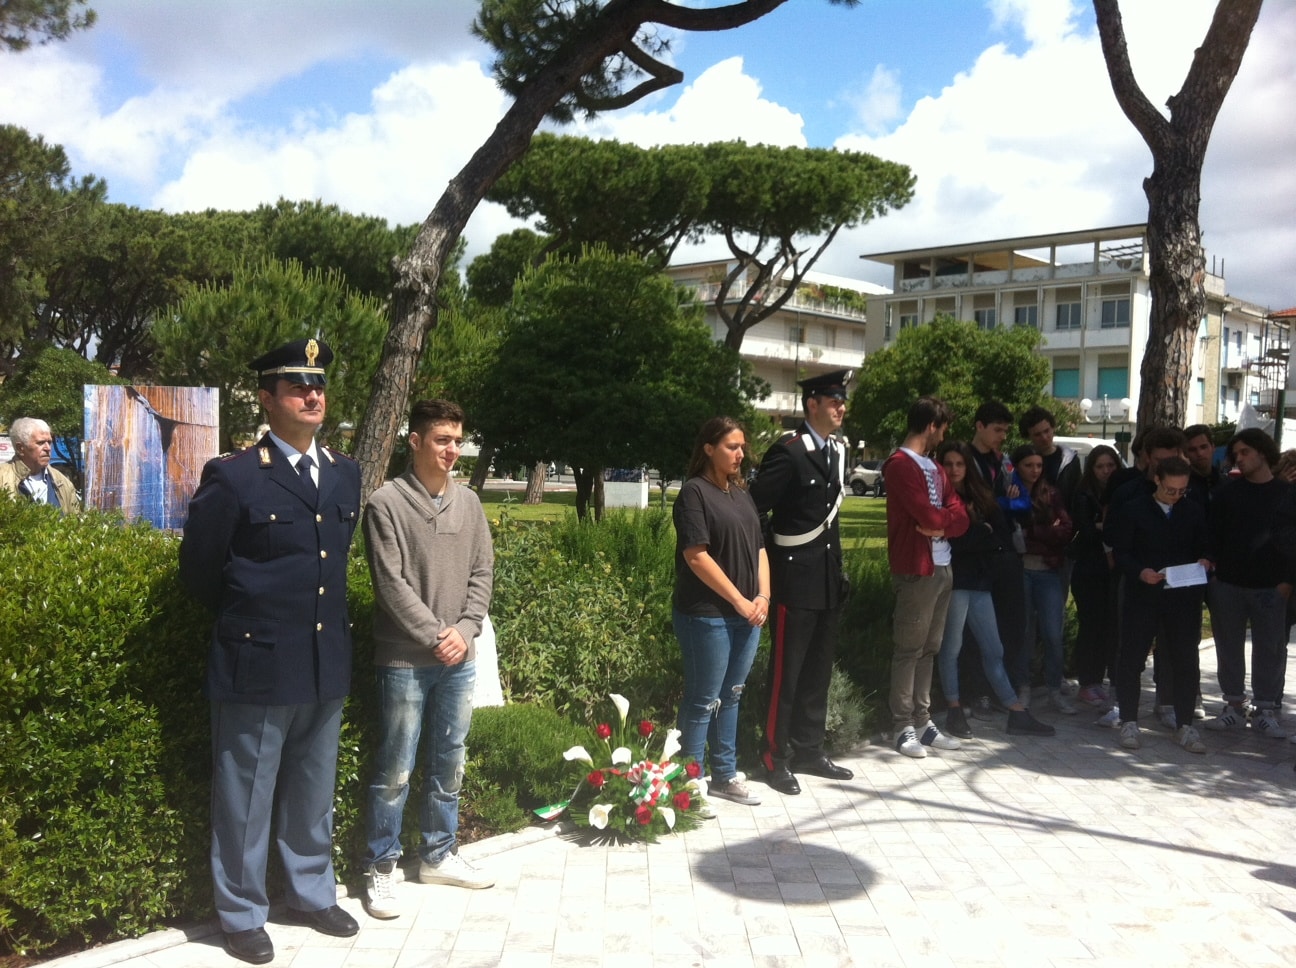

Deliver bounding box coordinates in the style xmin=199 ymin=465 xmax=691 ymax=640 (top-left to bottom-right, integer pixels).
xmin=750 ymin=369 xmax=856 ymax=795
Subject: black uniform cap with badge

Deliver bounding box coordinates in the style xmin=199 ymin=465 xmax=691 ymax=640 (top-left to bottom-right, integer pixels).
xmin=798 ymin=368 xmax=853 ymax=405
xmin=249 ymin=337 xmax=333 ymax=391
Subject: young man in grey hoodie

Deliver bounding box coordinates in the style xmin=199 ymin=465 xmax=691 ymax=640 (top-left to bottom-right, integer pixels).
xmin=360 ymin=399 xmax=495 ymax=919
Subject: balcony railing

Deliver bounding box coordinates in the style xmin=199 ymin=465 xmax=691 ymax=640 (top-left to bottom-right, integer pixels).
xmin=685 ymin=282 xmax=866 ymax=320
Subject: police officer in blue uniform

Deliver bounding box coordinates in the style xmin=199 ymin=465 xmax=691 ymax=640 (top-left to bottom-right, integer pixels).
xmin=750 ymin=369 xmax=856 ymax=795
xmin=180 ymin=338 xmax=361 ymax=964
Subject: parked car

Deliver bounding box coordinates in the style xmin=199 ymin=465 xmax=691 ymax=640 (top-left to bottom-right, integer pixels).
xmin=848 ymin=459 xmax=885 ymax=497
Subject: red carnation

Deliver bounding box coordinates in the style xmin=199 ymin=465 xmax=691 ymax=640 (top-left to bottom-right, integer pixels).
xmin=634 ymin=804 xmax=653 ymax=825
xmin=596 ymin=723 xmax=612 ymax=739
xmin=587 ymin=770 xmax=606 ymax=788
xmin=638 ymin=720 xmax=654 ymax=738
xmin=685 ymin=762 xmax=701 ymax=778
xmin=673 ymin=791 xmax=692 ymax=811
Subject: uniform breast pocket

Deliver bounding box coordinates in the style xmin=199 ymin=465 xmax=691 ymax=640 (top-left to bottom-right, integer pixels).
xmin=216 ymin=613 xmax=278 ymax=696
xmin=333 ymin=503 xmax=359 ymax=544
xmin=240 ymin=505 xmax=295 ymax=561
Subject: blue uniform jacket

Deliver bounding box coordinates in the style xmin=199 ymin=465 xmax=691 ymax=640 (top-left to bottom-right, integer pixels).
xmin=180 ymin=434 xmax=361 ymax=705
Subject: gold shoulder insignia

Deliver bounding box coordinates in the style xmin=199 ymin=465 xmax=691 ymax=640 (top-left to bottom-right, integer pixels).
xmin=321 ymin=448 xmax=336 ymax=465
xmin=259 ymin=447 xmax=272 ymax=466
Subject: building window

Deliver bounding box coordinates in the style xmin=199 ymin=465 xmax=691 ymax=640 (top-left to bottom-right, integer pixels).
xmin=973 ymin=308 xmax=997 ymax=330
xmin=1053 ymin=368 xmax=1080 ymax=398
xmin=1097 ymin=366 xmax=1129 ymax=398
xmin=1056 ymin=302 xmax=1082 ymax=331
xmin=1100 ymin=297 xmax=1130 ymax=328
xmin=1014 ymin=305 xmax=1038 ymax=328
xmin=899 ymin=313 xmax=918 ymax=330
xmin=1196 ymin=378 xmax=1205 ymax=404
xmin=788 ymin=325 xmax=805 ymax=344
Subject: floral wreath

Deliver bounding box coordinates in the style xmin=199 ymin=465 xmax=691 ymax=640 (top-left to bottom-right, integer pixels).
xmin=536 ymin=693 xmax=707 ymax=842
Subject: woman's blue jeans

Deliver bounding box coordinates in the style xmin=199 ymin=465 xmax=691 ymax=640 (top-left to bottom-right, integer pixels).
xmin=1023 ymin=567 xmax=1067 ymax=689
xmin=939 ymin=589 xmax=1018 ymax=706
xmin=673 ymin=610 xmax=760 ymax=783
xmin=365 ymin=660 xmax=476 ymax=867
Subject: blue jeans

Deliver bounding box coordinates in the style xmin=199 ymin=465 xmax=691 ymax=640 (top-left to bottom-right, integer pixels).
xmin=365 ymin=661 xmax=476 ymax=866
xmin=1023 ymin=567 xmax=1067 ymax=689
xmin=939 ymin=589 xmax=1018 ymax=706
xmin=673 ymin=611 xmax=760 ymax=782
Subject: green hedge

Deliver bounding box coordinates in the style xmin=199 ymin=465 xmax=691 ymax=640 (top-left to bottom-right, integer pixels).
xmin=0 ymin=496 xmax=891 ymax=956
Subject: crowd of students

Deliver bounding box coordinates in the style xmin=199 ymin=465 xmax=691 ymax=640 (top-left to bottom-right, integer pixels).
xmin=898 ymin=400 xmax=1296 ymax=758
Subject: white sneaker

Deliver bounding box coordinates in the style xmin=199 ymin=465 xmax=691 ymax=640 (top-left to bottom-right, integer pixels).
xmin=1155 ymin=705 xmax=1178 ymax=730
xmin=1118 ymin=721 xmax=1141 ymax=750
xmin=418 ymin=852 xmax=494 ymax=890
xmin=1176 ymin=724 xmax=1206 ymax=754
xmin=895 ymin=726 xmax=927 ymax=758
xmin=1049 ymin=689 xmax=1078 ymax=715
xmin=1204 ymin=704 xmax=1248 ymax=731
xmin=364 ymin=859 xmax=400 ymax=919
xmin=1193 ymin=693 xmax=1206 ymax=720
xmin=1251 ymin=710 xmax=1288 ymax=739
xmin=919 ymin=723 xmax=961 ymax=751
xmin=708 ymin=776 xmax=761 ymax=805
xmin=1059 ymin=679 xmax=1080 ymax=697
xmin=1095 ymin=707 xmax=1121 ymax=728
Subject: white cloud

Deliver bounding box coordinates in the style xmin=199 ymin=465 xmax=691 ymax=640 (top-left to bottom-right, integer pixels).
xmin=154 ymin=59 xmax=508 ymax=228
xmin=819 ymin=0 xmax=1296 ymax=309
xmin=574 ymin=57 xmax=806 ymax=149
xmin=847 ymin=65 xmax=904 ymax=135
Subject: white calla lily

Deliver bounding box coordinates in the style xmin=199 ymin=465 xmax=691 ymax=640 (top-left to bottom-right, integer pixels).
xmin=611 ymin=746 xmax=632 ymax=765
xmin=588 ymin=803 xmax=612 ymax=830
xmin=659 ymin=806 xmax=676 ymax=830
xmin=662 ymin=728 xmax=682 ymax=761
xmin=687 ymin=777 xmax=708 ymax=798
xmin=563 ymin=746 xmax=593 ymax=765
xmin=610 ymin=693 xmax=630 ymax=724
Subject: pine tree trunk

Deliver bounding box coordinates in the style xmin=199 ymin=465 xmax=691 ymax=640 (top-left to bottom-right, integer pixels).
xmin=524 ymin=460 xmax=546 ymax=504
xmin=469 ymin=441 xmax=494 ymax=491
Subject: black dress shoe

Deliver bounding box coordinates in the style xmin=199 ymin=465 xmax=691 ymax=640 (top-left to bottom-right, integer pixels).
xmin=286 ymin=904 xmax=359 ymax=938
xmin=766 ymin=765 xmax=801 ymax=795
xmin=224 ymin=927 xmax=274 ymax=965
xmin=789 ymin=754 xmax=854 ymax=780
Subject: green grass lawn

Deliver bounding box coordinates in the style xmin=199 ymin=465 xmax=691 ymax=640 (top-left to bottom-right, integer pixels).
xmin=478 ymin=485 xmax=889 ymax=553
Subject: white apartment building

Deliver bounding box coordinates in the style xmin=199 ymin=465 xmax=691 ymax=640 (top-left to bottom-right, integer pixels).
xmin=859 ymin=224 xmax=1280 ymax=436
xmin=665 ymin=260 xmax=884 ymax=428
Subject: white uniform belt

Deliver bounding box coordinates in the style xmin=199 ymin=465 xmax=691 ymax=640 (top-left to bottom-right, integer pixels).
xmin=772 ymin=490 xmax=843 ymax=547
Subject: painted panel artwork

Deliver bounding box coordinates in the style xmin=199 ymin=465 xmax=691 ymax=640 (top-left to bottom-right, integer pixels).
xmin=84 ymin=386 xmax=220 ymax=530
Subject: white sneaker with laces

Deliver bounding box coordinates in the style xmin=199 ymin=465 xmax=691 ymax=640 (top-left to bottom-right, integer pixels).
xmin=1251 ymin=710 xmax=1288 ymax=739
xmin=418 ymin=852 xmax=494 ymax=890
xmin=895 ymin=726 xmax=927 ymax=758
xmin=1155 ymin=705 xmax=1178 ymax=730
xmin=708 ymin=776 xmax=761 ymax=805
xmin=1049 ymin=689 xmax=1078 ymax=715
xmin=1059 ymin=679 xmax=1080 ymax=697
xmin=1118 ymin=721 xmax=1141 ymax=750
xmin=364 ymin=859 xmax=400 ymax=919
xmin=919 ymin=723 xmax=961 ymax=751
xmin=1176 ymin=724 xmax=1206 ymax=753
xmin=1204 ymin=704 xmax=1248 ymax=731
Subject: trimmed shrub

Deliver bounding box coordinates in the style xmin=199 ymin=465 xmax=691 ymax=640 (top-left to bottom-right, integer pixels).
xmin=491 ymin=509 xmax=682 ymax=722
xmin=0 ymin=496 xmax=210 ymax=955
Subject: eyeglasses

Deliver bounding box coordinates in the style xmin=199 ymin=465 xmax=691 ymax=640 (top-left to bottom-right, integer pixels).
xmin=1158 ymin=486 xmax=1189 ymax=496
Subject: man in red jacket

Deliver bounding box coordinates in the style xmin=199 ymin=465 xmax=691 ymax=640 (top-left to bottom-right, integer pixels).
xmin=884 ymin=396 xmax=969 ymax=758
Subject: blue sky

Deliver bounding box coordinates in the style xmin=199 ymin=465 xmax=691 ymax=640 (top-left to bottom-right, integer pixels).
xmin=2 ymin=0 xmax=1292 ymax=307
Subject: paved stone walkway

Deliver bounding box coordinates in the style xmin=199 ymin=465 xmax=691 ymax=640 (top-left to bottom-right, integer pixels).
xmin=50 ymin=645 xmax=1296 ymax=968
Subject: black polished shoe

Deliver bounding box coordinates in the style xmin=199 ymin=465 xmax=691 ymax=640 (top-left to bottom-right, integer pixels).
xmin=789 ymin=754 xmax=854 ymax=780
xmin=224 ymin=927 xmax=274 ymax=965
xmin=1007 ymin=708 xmax=1056 ymax=737
xmin=286 ymin=904 xmax=359 ymax=938
xmin=766 ymin=764 xmax=801 ymax=795
xmin=945 ymin=705 xmax=973 ymax=739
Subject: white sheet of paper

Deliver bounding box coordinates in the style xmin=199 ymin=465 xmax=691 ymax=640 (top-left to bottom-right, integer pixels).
xmin=1161 ymin=563 xmax=1207 ymax=588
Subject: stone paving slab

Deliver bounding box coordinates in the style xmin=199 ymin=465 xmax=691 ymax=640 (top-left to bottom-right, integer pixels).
xmin=47 ymin=645 xmax=1296 ymax=968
